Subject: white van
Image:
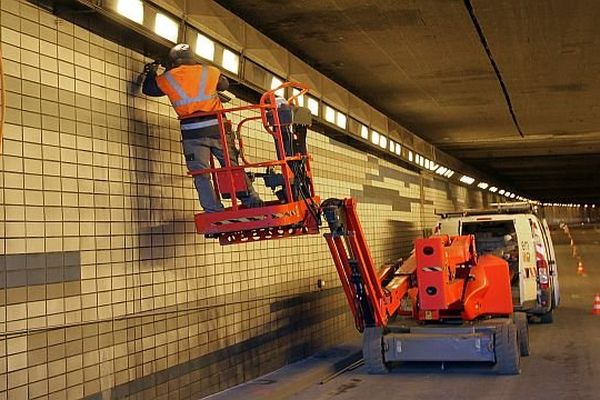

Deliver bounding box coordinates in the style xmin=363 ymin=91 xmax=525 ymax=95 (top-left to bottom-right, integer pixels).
xmin=435 ymin=202 xmax=560 ymax=322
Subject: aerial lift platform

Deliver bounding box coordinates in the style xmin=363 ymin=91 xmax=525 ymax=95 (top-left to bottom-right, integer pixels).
xmin=185 ymin=82 xmax=320 ymax=245
xmin=185 ymin=82 xmax=527 ymax=374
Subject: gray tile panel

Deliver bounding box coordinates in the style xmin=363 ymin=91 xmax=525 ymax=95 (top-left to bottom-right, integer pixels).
xmin=0 ymin=251 xmax=81 ymax=288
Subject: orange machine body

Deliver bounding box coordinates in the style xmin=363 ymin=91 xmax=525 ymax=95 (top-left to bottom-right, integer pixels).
xmin=323 ymin=198 xmax=514 ymax=331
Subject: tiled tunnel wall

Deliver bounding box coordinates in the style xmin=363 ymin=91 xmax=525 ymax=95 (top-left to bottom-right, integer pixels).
xmin=0 ymin=1 xmax=497 ymax=399
xmin=544 ymin=206 xmax=599 ymax=225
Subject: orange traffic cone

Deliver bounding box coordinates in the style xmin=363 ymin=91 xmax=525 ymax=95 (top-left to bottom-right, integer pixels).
xmin=592 ymin=294 xmax=600 ymax=316
xmin=577 ymin=261 xmax=585 ymax=275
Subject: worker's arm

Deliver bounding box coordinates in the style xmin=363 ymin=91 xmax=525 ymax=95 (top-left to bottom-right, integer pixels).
xmin=141 ymin=64 xmax=165 ymax=97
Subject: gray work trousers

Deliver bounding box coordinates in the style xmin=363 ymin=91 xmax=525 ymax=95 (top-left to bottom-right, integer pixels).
xmin=182 ymin=136 xmax=261 ymax=212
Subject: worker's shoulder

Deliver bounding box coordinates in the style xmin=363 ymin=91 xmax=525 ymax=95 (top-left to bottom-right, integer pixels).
xmin=204 ymin=64 xmax=221 ymax=74
xmin=176 ymin=64 xmax=221 ymax=75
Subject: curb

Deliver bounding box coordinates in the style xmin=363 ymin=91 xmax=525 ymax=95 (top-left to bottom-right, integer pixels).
xmin=204 ymin=339 xmax=362 ymax=400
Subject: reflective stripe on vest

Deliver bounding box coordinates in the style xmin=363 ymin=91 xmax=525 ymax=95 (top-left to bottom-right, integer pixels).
xmin=180 ymin=119 xmax=219 ymax=130
xmin=163 ymin=67 xmax=217 ymax=107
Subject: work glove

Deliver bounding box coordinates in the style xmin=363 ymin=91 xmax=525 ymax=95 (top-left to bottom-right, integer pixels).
xmin=143 ymin=61 xmax=160 ymax=75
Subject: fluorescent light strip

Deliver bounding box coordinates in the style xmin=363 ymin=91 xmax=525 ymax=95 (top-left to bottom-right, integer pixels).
xmin=270 ymin=76 xmax=285 ymax=97
xmin=117 ymin=0 xmax=144 ymax=24
xmin=154 ymin=13 xmax=178 ymax=42
xmin=477 ymin=182 xmax=489 ymax=189
xmin=324 ymin=105 xmax=336 ymax=123
xmin=395 ymin=143 xmax=401 ymax=155
xmin=195 ymin=32 xmax=215 ymax=61
xmin=292 ymin=88 xmax=305 ymax=106
xmin=360 ymin=125 xmax=369 ymax=139
xmin=323 ymin=104 xmax=348 ymax=129
xmin=371 ymin=130 xmax=380 ymax=145
xmin=307 ymin=97 xmax=319 ymax=116
xmin=379 ymin=135 xmax=387 ymax=149
xmin=222 ymin=49 xmax=239 ymax=74
xmin=460 ymin=175 xmax=475 ymax=185
xmin=489 ymin=186 xmax=498 ymax=192
xmin=336 ymin=112 xmax=347 ymax=129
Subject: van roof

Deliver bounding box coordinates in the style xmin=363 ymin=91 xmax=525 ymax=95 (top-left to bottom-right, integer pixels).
xmin=437 ymin=201 xmax=542 ymax=219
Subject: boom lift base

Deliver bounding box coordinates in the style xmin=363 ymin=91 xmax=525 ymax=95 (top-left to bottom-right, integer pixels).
xmin=364 ymin=317 xmax=520 ymax=374
xmin=376 ymin=318 xmax=516 ymax=372
xmin=322 ymin=198 xmax=523 ymax=375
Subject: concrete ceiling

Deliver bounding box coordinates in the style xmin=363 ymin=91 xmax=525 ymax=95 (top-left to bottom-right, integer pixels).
xmin=215 ymin=0 xmax=600 ymax=203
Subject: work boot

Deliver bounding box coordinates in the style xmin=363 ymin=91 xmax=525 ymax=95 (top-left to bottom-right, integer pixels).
xmin=241 ymin=194 xmax=264 ymax=208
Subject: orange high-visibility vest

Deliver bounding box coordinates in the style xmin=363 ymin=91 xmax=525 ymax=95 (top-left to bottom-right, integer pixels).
xmin=156 ymin=65 xmax=223 ymax=117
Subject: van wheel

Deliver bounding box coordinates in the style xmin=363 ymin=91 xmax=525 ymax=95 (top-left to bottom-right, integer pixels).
xmin=513 ymin=312 xmax=530 ymax=356
xmin=540 ymin=310 xmax=553 ymax=324
xmin=493 ymin=322 xmax=521 ymax=375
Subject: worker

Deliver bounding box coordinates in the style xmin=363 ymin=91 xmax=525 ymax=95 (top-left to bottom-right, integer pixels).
xmin=265 ymin=96 xmax=313 ymax=202
xmin=502 ymin=233 xmax=519 ymax=283
xmin=141 ymin=43 xmax=263 ymax=212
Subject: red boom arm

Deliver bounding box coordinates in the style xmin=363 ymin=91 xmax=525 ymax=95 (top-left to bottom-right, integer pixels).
xmin=322 ymin=198 xmax=513 ymax=332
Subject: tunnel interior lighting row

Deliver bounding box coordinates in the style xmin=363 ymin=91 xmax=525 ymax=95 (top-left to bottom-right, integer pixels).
xmin=110 ymin=0 xmax=483 ymax=191
xmin=543 ymin=203 xmax=596 ymax=208
xmin=110 ymin=0 xmax=447 ymax=184
xmin=434 ymin=166 xmax=455 ymax=178
xmin=113 ymin=0 xmax=241 ymax=75
xmin=111 ymin=0 xmax=533 ymax=202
